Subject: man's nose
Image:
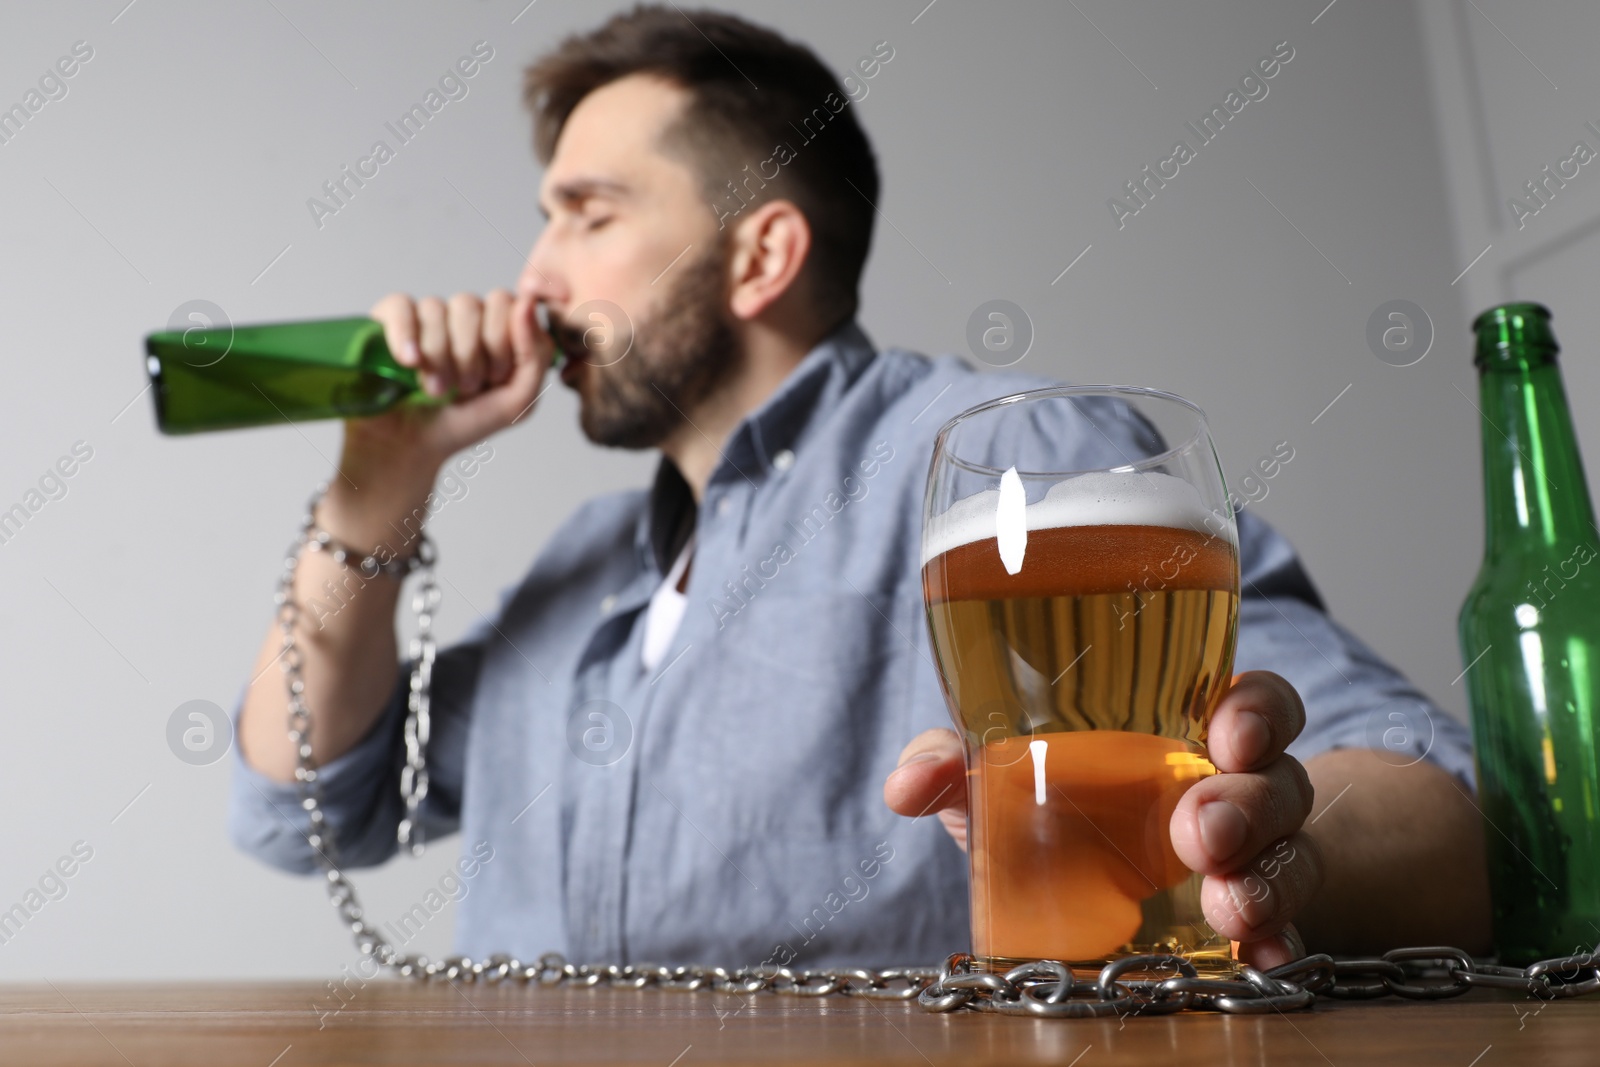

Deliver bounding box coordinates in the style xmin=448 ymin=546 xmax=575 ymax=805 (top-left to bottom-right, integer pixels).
xmin=517 ymin=232 xmax=563 ymax=303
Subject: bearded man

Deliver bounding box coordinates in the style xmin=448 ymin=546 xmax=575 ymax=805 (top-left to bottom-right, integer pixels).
xmin=230 ymin=5 xmax=1489 ymax=972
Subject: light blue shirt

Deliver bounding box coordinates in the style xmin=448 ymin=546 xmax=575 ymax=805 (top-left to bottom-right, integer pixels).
xmin=228 ymin=319 xmax=1476 ymax=968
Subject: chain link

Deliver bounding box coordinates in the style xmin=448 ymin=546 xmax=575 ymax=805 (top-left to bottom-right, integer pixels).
xmin=276 ymin=480 xmax=1600 ymax=1014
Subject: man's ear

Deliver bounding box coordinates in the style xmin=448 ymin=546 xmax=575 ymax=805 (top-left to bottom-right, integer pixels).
xmin=726 ymin=199 xmax=812 ymax=322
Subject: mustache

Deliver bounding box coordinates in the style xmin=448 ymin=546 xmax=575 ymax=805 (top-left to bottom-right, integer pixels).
xmin=546 ymin=314 xmax=594 ymax=360
xmin=546 ymin=306 xmax=635 ymax=367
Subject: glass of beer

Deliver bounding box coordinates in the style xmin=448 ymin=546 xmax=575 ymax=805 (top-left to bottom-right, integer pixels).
xmin=921 ymin=385 xmax=1240 ymax=977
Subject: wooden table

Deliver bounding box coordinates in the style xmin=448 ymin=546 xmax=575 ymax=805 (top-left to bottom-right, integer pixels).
xmin=0 ymin=981 xmax=1593 ymax=1065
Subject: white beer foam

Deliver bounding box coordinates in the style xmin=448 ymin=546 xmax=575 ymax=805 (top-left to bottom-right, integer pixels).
xmin=922 ymin=469 xmax=1229 ymax=566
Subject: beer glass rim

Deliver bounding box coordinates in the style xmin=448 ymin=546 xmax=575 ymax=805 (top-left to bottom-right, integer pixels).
xmin=933 ymin=383 xmax=1212 ymax=477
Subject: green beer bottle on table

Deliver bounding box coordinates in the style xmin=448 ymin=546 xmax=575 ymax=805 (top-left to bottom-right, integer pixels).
xmin=1459 ymin=301 xmax=1600 ymax=963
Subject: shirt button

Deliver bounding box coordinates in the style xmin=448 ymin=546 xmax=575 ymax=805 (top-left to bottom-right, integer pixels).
xmin=772 ymin=448 xmax=795 ymax=472
xmin=599 ymin=593 xmax=618 ymax=614
xmin=716 ymin=496 xmax=732 ymax=518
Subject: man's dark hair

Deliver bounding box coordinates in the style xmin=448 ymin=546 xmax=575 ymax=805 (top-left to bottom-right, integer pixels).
xmin=522 ymin=5 xmax=879 ymax=328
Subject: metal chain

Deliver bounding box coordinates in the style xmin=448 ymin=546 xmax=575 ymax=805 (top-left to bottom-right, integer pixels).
xmin=914 ymin=946 xmax=1600 ymax=1017
xmin=395 ymin=547 xmax=438 ymax=858
xmin=275 ymin=480 xmax=1600 ymax=1012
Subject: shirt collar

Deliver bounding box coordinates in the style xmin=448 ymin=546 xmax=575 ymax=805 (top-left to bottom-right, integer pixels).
xmin=635 ymin=318 xmax=879 ymax=574
xmin=721 ymin=317 xmax=879 ymax=478
xmin=643 ymin=459 xmax=695 ymax=577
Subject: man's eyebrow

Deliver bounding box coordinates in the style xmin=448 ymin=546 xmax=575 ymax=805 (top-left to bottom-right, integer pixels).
xmin=541 ymin=177 xmax=633 ymax=215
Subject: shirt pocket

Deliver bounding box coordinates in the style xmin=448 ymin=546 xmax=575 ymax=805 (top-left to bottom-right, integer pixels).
xmin=694 ymin=587 xmax=914 ymax=843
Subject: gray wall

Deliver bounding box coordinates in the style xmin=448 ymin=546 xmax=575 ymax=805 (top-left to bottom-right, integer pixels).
xmin=1420 ymin=0 xmax=1600 ymax=468
xmin=0 ymin=0 xmax=1541 ymax=979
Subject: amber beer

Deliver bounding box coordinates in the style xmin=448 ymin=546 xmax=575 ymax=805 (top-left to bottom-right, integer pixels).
xmin=924 ymin=519 xmax=1239 ymax=973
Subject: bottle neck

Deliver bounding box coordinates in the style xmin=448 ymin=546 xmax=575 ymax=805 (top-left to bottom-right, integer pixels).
xmin=1478 ymin=355 xmax=1598 ymax=554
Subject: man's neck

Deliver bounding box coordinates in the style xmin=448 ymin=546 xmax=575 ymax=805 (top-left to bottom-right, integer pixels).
xmin=659 ymin=317 xmax=831 ymax=501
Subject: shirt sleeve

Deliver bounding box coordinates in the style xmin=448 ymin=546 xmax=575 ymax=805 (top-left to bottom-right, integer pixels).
xmin=226 ymin=591 xmax=500 ymax=876
xmin=1232 ymin=505 xmax=1478 ymax=790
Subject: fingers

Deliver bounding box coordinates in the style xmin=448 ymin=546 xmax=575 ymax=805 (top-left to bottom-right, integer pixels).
xmin=1206 ymin=670 xmax=1306 ymax=773
xmin=481 ymin=288 xmax=515 ymax=387
xmin=374 ymin=292 xmax=537 ymax=400
xmin=446 ymin=292 xmax=487 ymax=395
xmin=883 ymin=728 xmax=966 ymax=822
xmin=371 ymin=291 xmax=423 ymax=381
xmin=1201 ymin=831 xmax=1323 ymax=943
xmin=416 ymin=295 xmax=451 ymax=395
xmin=1170 ymin=754 xmax=1314 ymax=875
xmin=1182 ymin=673 xmax=1316 ymax=952
xmin=1237 ymin=922 xmax=1307 ymax=972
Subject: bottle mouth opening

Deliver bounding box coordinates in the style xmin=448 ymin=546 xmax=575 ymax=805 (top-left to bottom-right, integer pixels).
xmin=1473 ymin=302 xmax=1558 ymax=368
xmin=1472 ymin=301 xmax=1551 ymax=334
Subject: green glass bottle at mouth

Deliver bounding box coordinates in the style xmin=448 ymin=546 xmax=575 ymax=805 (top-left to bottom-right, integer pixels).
xmin=143 ymin=315 xmax=565 ymax=434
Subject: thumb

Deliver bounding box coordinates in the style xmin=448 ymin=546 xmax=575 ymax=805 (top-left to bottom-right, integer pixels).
xmin=884 ymin=728 xmax=966 ymax=820
xmin=509 ymin=292 xmax=548 ymax=369
xmin=436 ymin=335 xmax=545 ymax=445
xmin=496 ymin=344 xmax=547 ymax=428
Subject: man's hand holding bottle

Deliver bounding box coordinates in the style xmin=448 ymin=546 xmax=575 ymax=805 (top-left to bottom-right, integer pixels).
xmin=321 ymin=290 xmax=554 ymax=549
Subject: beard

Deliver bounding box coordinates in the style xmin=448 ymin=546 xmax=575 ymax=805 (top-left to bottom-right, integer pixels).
xmin=549 ymin=245 xmax=740 ymax=450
